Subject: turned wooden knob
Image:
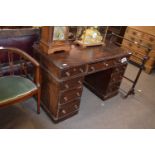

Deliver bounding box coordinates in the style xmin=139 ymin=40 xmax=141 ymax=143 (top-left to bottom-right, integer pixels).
xmin=79 ymin=68 xmax=84 ymax=73
xmin=74 ymin=104 xmax=78 ymax=109
xmin=64 ymin=97 xmax=68 ymax=102
xmin=78 ymin=80 xmax=82 ymax=84
xmin=65 ymin=72 xmax=70 ymax=77
xmin=76 ymin=92 xmax=80 ymax=97
xmin=62 ymin=109 xmax=66 ymax=114
xmin=104 ymin=63 xmax=109 ymax=67
xmin=65 ymin=84 xmax=69 ymax=89
xmin=90 ymin=66 xmax=95 ymax=71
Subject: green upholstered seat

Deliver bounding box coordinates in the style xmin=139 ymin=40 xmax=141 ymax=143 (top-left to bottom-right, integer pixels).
xmin=0 ymin=76 xmax=37 ymax=105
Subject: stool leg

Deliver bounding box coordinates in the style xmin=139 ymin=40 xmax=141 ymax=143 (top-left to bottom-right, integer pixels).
xmin=123 ymin=88 xmax=135 ymax=98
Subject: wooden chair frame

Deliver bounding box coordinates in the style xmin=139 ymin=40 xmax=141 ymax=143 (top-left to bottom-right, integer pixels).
xmin=0 ymin=47 xmax=41 ymax=114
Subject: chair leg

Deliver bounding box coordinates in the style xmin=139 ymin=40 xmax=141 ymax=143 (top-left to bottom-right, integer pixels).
xmin=37 ymin=89 xmax=41 ymax=114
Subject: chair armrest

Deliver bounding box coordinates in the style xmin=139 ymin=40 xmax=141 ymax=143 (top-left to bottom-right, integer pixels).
xmin=0 ymin=46 xmax=39 ymax=66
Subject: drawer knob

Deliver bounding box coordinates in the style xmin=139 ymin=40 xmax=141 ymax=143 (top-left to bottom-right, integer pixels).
xmin=90 ymin=66 xmax=95 ymax=71
xmin=104 ymin=63 xmax=109 ymax=67
xmin=65 ymin=72 xmax=70 ymax=77
xmin=79 ymin=68 xmax=84 ymax=73
xmin=64 ymin=97 xmax=68 ymax=102
xmin=78 ymin=80 xmax=82 ymax=84
xmin=76 ymin=92 xmax=80 ymax=97
xmin=62 ymin=109 xmax=66 ymax=114
xmin=74 ymin=104 xmax=78 ymax=109
xmin=65 ymin=84 xmax=69 ymax=89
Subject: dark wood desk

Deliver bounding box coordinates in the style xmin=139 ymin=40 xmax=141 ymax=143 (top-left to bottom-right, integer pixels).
xmin=33 ymin=43 xmax=130 ymax=122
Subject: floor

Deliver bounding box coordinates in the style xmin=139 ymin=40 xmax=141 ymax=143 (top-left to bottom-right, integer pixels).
xmin=0 ymin=64 xmax=155 ymax=129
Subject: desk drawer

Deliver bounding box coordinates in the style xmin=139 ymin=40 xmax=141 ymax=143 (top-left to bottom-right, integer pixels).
xmin=61 ymin=76 xmax=84 ymax=91
xmin=61 ymin=65 xmax=86 ymax=79
xmin=88 ymin=60 xmax=115 ymax=73
xmin=58 ymin=99 xmax=80 ymax=118
xmin=60 ymin=87 xmax=83 ymax=104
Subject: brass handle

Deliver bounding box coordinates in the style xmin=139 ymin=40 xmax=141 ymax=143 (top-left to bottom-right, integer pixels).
xmin=76 ymin=92 xmax=80 ymax=97
xmin=74 ymin=104 xmax=78 ymax=109
xmin=78 ymin=80 xmax=82 ymax=84
xmin=79 ymin=68 xmax=84 ymax=73
xmin=62 ymin=109 xmax=66 ymax=114
xmin=65 ymin=72 xmax=70 ymax=77
xmin=65 ymin=84 xmax=69 ymax=89
xmin=64 ymin=97 xmax=68 ymax=102
xmin=90 ymin=66 xmax=95 ymax=71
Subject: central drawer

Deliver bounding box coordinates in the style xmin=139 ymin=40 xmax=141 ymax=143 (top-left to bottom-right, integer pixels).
xmin=60 ymin=87 xmax=83 ymax=105
xmin=88 ymin=59 xmax=116 ymax=73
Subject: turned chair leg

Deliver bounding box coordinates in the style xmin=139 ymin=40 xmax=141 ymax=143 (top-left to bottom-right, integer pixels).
xmin=37 ymin=89 xmax=41 ymax=114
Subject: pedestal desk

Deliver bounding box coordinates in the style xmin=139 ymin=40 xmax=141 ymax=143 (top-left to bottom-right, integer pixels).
xmin=33 ymin=43 xmax=130 ymax=122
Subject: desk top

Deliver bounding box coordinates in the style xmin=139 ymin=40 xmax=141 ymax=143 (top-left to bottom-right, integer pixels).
xmin=33 ymin=42 xmax=130 ymax=69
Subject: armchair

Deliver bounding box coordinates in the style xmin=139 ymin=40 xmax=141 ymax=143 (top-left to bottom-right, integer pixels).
xmin=0 ymin=47 xmax=40 ymax=114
